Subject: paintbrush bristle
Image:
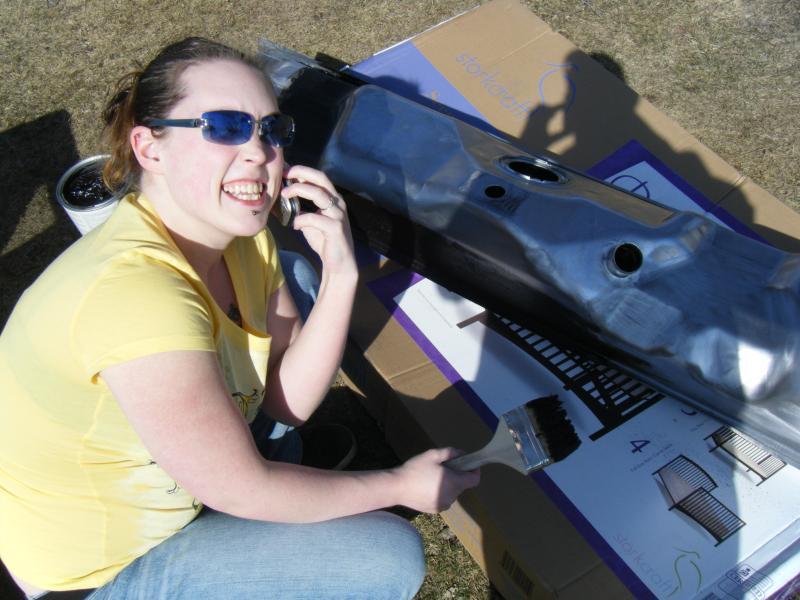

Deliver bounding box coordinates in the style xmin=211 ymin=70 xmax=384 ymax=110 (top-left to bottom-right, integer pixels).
xmin=525 ymin=395 xmax=581 ymax=462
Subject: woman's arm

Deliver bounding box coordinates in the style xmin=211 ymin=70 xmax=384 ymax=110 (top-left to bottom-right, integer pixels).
xmin=101 ymin=351 xmax=479 ymax=522
xmin=264 ymin=165 xmax=358 ymax=424
xmin=264 ymin=270 xmax=356 ymax=424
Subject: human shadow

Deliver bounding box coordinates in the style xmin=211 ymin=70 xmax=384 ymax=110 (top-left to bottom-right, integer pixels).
xmin=518 ymin=50 xmax=800 ymax=253
xmin=0 ymin=110 xmax=81 ymax=327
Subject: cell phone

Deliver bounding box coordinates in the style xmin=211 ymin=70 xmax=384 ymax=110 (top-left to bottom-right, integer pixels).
xmin=272 ymin=194 xmax=300 ymax=227
xmin=271 ymin=179 xmax=299 ymax=227
xmin=271 ymin=179 xmax=316 ymax=227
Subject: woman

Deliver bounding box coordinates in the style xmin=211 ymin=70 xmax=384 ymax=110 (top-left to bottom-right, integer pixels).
xmin=0 ymin=37 xmax=479 ymax=599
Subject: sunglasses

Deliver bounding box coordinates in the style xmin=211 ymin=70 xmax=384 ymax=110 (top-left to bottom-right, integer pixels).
xmin=148 ymin=110 xmax=295 ymax=147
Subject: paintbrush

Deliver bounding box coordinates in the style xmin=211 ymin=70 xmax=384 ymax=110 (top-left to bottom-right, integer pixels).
xmin=445 ymin=395 xmax=581 ymax=474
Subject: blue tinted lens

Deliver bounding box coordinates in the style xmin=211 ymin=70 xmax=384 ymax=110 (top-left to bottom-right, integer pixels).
xmin=202 ymin=111 xmax=253 ymax=145
xmin=259 ymin=114 xmax=295 ymax=148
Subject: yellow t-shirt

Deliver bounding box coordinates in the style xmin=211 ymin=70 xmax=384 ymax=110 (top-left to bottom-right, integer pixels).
xmin=0 ymin=193 xmax=284 ymax=590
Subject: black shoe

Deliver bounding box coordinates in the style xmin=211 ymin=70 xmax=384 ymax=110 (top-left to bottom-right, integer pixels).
xmin=298 ymin=423 xmax=357 ymax=470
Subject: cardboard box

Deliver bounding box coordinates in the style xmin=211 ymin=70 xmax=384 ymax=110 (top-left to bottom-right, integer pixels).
xmin=276 ymin=1 xmax=800 ymax=598
xmin=275 ymin=219 xmax=800 ymax=599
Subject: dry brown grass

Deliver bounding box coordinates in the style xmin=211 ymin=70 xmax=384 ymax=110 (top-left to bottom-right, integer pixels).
xmin=1 ymin=1 xmax=797 ymax=598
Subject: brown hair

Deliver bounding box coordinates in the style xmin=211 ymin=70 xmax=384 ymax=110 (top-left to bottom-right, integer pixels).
xmin=102 ymin=37 xmax=268 ymax=191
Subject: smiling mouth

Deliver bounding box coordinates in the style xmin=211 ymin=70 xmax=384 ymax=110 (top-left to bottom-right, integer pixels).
xmin=222 ymin=182 xmax=265 ymax=203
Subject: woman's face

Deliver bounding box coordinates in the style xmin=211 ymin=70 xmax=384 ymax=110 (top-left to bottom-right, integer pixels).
xmin=154 ymin=59 xmax=284 ymax=244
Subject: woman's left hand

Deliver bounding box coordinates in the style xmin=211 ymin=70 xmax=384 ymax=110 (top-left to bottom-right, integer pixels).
xmin=282 ymin=164 xmax=356 ymax=277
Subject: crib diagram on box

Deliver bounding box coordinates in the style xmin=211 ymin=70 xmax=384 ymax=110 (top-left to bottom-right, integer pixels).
xmin=653 ymin=455 xmax=746 ymax=546
xmin=706 ymin=426 xmax=786 ymax=485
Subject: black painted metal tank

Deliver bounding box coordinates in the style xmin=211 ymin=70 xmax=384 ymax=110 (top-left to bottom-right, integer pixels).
xmin=260 ymin=41 xmax=800 ymax=468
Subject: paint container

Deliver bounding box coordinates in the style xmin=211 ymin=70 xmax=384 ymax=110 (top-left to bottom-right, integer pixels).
xmin=55 ymin=155 xmax=121 ymax=235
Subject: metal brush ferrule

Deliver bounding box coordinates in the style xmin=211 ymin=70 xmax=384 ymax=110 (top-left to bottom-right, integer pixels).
xmin=503 ymin=405 xmax=551 ymax=471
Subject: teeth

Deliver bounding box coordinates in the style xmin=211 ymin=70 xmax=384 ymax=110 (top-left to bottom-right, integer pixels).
xmin=223 ymin=182 xmax=264 ymax=200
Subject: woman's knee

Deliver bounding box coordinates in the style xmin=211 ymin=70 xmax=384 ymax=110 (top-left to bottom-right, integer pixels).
xmin=95 ymin=509 xmax=427 ymax=599
xmin=352 ymin=511 xmax=426 ymax=599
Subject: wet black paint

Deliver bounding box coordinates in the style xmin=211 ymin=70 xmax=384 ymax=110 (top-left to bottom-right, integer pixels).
xmin=63 ymin=165 xmax=111 ymax=208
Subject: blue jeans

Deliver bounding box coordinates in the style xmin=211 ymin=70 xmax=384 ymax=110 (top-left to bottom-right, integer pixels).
xmin=86 ymin=510 xmax=425 ymax=600
xmin=78 ymin=251 xmax=426 ymax=599
xmin=279 ymin=250 xmax=319 ymax=325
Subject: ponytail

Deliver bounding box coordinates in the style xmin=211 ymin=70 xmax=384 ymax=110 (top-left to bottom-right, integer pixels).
xmin=102 ymin=70 xmax=141 ymax=192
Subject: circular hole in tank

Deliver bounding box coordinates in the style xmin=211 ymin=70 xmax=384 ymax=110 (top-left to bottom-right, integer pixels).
xmin=484 ymin=185 xmax=506 ymax=198
xmin=611 ymin=243 xmax=643 ymax=275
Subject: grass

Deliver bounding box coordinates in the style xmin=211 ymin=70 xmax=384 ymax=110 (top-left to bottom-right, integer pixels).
xmin=0 ymin=1 xmax=797 ymax=598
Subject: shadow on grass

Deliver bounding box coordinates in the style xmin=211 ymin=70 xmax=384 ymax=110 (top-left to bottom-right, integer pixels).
xmin=0 ymin=110 xmax=80 ymax=327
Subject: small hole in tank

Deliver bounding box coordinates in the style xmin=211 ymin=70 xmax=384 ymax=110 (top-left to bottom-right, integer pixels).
xmin=484 ymin=185 xmax=506 ymax=198
xmin=612 ymin=243 xmax=643 ymax=275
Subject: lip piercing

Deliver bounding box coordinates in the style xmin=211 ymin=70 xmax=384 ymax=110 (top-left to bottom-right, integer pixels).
xmin=251 ymin=210 xmax=259 ymax=216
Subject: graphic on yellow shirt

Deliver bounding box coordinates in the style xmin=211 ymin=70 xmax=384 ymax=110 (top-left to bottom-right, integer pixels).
xmin=232 ymin=388 xmax=260 ymax=418
xmin=152 ymin=460 xmax=201 ymax=511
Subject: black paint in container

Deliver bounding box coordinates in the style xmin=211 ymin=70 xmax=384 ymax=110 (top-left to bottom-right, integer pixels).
xmin=55 ymin=155 xmax=121 ymax=235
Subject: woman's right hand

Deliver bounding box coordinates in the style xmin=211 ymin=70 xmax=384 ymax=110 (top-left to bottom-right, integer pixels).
xmin=393 ymin=448 xmax=481 ymax=513
xmin=282 ymin=164 xmax=356 ymax=279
